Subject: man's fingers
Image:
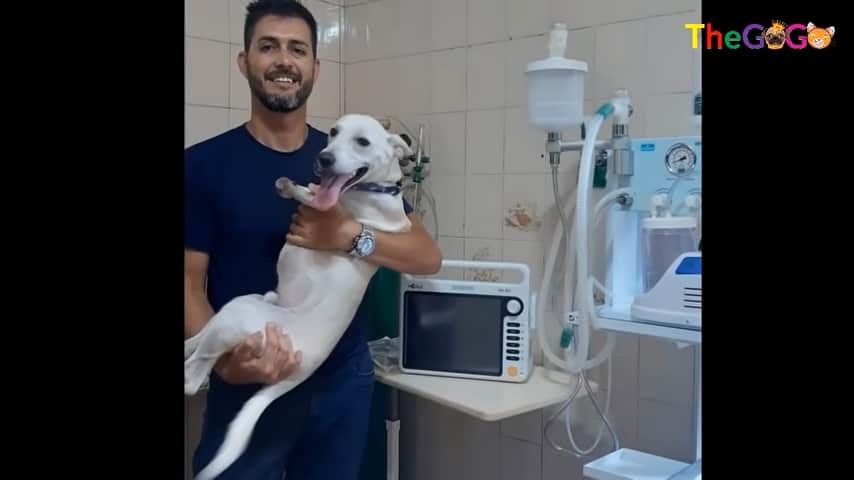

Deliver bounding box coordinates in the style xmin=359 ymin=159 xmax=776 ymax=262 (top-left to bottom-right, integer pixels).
xmin=260 ymin=324 xmax=286 ymax=379
xmin=264 ymin=323 xmax=283 ymax=353
xmin=286 ymin=233 xmax=306 ymax=246
xmin=290 ymin=223 xmax=308 ymax=236
xmin=234 ymin=332 xmax=264 ymax=361
xmin=291 ymin=213 xmax=305 ymax=228
xmin=278 ymin=350 xmax=303 ymax=380
xmin=273 ymin=330 xmax=294 ymax=377
xmin=280 ymin=330 xmax=294 ymax=353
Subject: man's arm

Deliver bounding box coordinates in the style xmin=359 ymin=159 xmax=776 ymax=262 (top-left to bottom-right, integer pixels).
xmin=185 ymin=249 xmax=215 ymax=339
xmin=184 ymin=248 xmax=301 ymax=384
xmin=287 ymin=206 xmax=443 ymax=275
xmin=355 ymin=212 xmax=442 ymax=275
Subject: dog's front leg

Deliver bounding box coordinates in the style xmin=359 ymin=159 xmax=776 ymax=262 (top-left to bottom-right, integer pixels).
xmin=275 ymin=177 xmax=315 ymax=206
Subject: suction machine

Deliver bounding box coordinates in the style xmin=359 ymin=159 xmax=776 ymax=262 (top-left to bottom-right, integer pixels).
xmin=525 ymin=21 xmax=702 ymax=480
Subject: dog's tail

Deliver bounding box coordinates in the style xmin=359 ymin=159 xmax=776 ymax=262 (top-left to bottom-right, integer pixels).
xmin=194 ymin=379 xmax=299 ymax=480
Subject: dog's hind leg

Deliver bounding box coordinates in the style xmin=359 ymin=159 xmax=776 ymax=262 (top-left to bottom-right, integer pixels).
xmin=184 ymin=332 xmax=202 ymax=360
xmin=184 ymin=348 xmax=218 ymax=395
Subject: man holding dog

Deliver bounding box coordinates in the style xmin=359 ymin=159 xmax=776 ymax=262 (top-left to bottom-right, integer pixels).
xmin=184 ymin=1 xmax=442 ymax=478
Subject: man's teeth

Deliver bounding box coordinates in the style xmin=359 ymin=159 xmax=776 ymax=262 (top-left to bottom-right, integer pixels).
xmin=274 ymin=77 xmax=295 ymax=84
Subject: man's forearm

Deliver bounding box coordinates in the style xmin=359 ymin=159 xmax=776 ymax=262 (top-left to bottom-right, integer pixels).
xmin=185 ymin=290 xmax=214 ymax=339
xmin=363 ymin=228 xmax=442 ymax=275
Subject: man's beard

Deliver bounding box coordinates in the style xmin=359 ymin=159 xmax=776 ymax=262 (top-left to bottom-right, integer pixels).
xmin=248 ymin=70 xmax=314 ymax=113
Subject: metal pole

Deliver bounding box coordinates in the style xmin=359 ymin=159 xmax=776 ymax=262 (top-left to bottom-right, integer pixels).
xmin=387 ymin=386 xmax=401 ymax=480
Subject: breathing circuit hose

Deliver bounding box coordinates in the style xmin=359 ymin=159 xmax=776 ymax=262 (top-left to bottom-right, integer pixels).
xmin=538 ymin=113 xmax=619 ymax=374
xmin=538 ymin=177 xmax=630 ymax=372
xmin=537 ymin=103 xmax=634 ymax=457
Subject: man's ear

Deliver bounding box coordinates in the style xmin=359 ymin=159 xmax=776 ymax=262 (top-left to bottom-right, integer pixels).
xmin=237 ymin=51 xmax=248 ymax=79
xmin=388 ymin=134 xmax=414 ymax=160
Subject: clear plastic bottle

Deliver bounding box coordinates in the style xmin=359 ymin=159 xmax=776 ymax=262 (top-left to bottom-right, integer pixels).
xmin=640 ymin=216 xmax=699 ymax=292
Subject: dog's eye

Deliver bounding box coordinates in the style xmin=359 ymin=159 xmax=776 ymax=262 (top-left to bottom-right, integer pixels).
xmin=330 ymin=127 xmax=338 ymax=137
xmin=356 ymin=137 xmax=370 ymax=147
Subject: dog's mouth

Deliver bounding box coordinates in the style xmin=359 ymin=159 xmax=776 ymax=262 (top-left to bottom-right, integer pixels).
xmin=311 ymin=166 xmax=369 ymax=211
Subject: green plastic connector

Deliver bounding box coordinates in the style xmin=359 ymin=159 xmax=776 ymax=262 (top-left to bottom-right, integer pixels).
xmin=593 ymin=157 xmax=607 ymax=188
xmin=560 ymin=326 xmax=574 ymax=349
xmin=412 ymin=165 xmax=425 ymax=183
xmin=596 ymin=102 xmax=614 ymax=118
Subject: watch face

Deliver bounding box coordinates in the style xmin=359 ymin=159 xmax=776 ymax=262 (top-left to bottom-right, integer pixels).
xmin=357 ymin=236 xmax=375 ymax=254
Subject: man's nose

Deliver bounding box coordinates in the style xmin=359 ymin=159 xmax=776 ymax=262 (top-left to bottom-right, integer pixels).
xmin=273 ymin=52 xmax=295 ymax=68
xmin=318 ymin=152 xmax=335 ymax=168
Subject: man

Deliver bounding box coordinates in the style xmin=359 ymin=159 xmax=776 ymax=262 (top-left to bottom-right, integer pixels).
xmin=184 ymin=1 xmax=442 ymax=478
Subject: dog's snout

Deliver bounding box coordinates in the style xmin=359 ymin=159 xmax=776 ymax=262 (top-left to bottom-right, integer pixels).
xmin=318 ymin=152 xmax=335 ymax=168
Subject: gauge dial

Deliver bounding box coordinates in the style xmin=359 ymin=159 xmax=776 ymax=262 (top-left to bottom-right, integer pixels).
xmin=664 ymin=143 xmax=696 ymax=176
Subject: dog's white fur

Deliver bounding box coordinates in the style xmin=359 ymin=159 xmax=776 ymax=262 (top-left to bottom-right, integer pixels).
xmin=184 ymin=114 xmax=413 ymax=480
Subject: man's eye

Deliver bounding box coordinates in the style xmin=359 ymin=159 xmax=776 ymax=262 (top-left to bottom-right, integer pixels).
xmin=356 ymin=137 xmax=370 ymax=147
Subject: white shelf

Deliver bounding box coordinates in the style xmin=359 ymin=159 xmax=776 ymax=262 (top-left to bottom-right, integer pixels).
xmin=374 ymin=366 xmax=594 ymax=422
xmin=596 ymin=307 xmax=701 ymax=345
xmin=583 ymin=448 xmax=690 ymax=480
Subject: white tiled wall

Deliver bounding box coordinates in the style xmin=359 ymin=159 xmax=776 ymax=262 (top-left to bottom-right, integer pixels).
xmin=185 ymin=0 xmax=343 ymax=150
xmin=340 ymin=0 xmax=701 ymax=479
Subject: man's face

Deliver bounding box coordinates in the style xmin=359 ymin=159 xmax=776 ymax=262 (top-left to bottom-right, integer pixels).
xmin=239 ymin=15 xmax=318 ymax=113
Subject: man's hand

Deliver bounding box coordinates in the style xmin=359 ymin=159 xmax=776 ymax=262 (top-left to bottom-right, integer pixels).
xmin=286 ymin=204 xmax=360 ymax=252
xmin=214 ymin=323 xmax=303 ymax=385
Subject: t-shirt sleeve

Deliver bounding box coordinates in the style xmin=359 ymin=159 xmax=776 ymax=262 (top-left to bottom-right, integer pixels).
xmin=184 ymin=155 xmax=215 ymax=254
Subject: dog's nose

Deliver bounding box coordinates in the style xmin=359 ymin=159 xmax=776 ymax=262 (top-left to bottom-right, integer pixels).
xmin=318 ymin=152 xmax=335 ymax=168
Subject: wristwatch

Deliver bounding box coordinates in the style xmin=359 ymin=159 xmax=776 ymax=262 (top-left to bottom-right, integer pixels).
xmin=349 ymin=223 xmax=376 ymax=257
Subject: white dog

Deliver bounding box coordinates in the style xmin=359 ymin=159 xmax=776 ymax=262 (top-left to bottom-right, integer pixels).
xmin=184 ymin=113 xmax=413 ymax=480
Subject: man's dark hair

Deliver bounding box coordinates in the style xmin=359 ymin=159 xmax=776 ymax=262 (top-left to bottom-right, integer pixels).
xmin=244 ymin=0 xmax=318 ymax=57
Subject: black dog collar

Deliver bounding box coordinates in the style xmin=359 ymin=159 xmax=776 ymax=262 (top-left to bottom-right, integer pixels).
xmin=351 ymin=181 xmax=402 ymax=196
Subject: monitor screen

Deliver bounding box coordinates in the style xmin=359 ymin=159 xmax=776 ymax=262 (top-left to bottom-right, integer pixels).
xmin=402 ymin=291 xmax=504 ymax=376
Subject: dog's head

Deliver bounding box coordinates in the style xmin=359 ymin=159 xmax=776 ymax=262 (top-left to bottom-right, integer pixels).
xmin=764 ymin=21 xmax=787 ymax=50
xmin=310 ymin=114 xmax=413 ymax=211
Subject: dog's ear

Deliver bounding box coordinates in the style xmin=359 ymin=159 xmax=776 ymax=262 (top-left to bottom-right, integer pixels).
xmin=387 ymin=133 xmax=414 ymax=160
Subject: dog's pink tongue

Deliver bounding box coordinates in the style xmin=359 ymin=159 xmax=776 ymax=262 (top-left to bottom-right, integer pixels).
xmin=312 ymin=175 xmax=349 ymax=210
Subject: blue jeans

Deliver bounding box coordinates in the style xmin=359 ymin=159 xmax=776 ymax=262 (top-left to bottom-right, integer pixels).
xmin=192 ymin=345 xmax=376 ymax=480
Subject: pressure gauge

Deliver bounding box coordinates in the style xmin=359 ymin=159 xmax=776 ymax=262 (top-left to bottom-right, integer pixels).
xmin=664 ymin=143 xmax=697 ymax=176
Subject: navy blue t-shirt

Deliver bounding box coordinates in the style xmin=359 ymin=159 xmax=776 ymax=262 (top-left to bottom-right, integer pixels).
xmin=184 ymin=123 xmax=410 ymax=380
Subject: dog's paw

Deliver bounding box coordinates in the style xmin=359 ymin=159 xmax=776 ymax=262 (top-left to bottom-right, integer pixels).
xmin=263 ymin=291 xmax=279 ymax=303
xmin=275 ymin=177 xmax=297 ymax=198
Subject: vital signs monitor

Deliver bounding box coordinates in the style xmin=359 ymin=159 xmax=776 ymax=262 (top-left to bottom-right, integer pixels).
xmin=398 ymin=260 xmax=534 ymax=382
